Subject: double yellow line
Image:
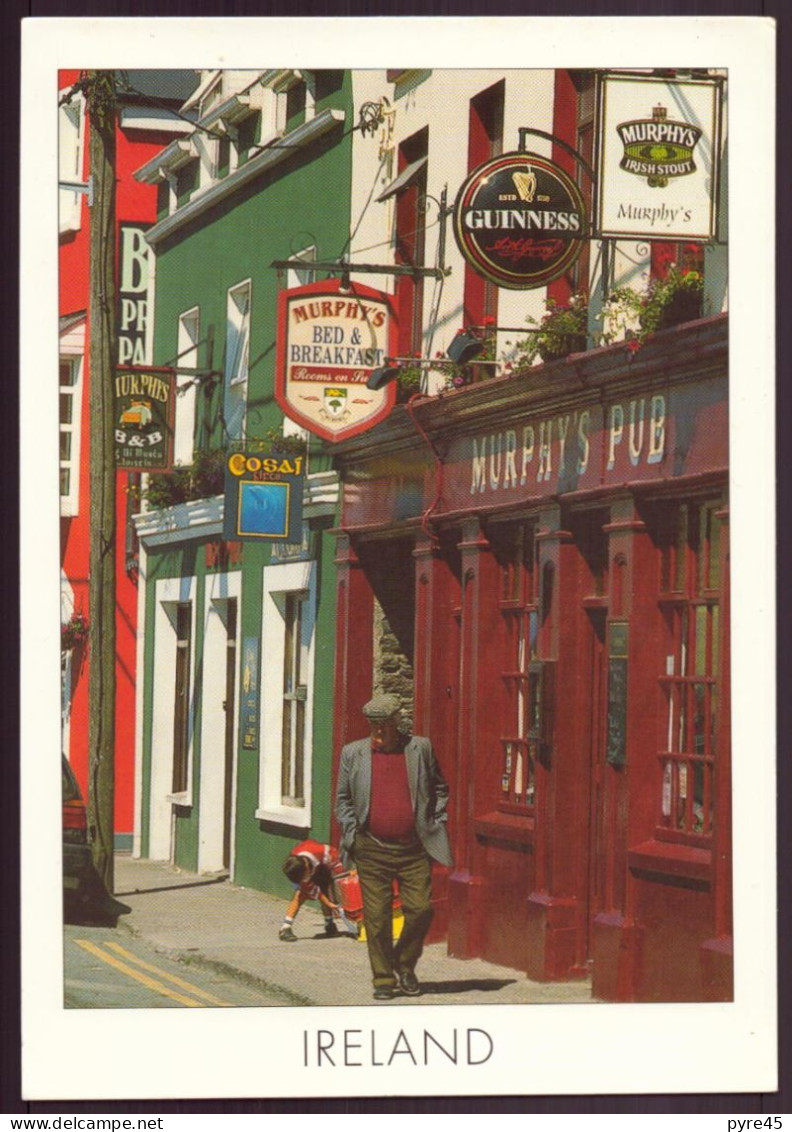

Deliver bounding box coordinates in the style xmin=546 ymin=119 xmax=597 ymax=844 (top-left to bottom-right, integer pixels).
xmin=73 ymin=939 xmax=232 ymax=1008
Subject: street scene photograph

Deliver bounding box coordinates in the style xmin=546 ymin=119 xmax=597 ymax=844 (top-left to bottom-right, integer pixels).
xmin=56 ymin=58 xmax=733 ymax=1013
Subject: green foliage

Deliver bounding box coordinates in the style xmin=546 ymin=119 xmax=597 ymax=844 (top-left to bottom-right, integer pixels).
xmin=61 ymin=612 xmax=89 ymax=652
xmin=513 ymin=293 xmax=589 ymax=366
xmin=144 ymin=449 xmax=226 ymax=510
xmin=602 ymin=266 xmax=704 ymax=350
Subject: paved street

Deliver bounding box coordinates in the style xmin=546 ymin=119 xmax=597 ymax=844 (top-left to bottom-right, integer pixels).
xmin=64 ymin=923 xmax=288 ymax=1009
xmin=61 ymin=854 xmax=596 ymax=1009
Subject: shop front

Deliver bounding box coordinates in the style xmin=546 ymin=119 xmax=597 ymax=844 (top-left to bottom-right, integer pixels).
xmin=330 ymin=312 xmax=731 ymax=1003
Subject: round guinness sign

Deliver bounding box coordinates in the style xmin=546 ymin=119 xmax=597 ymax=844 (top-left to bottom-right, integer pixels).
xmin=453 ymin=152 xmax=588 ymax=290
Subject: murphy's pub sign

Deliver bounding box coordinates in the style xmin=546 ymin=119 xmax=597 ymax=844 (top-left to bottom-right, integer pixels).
xmin=114 ymin=366 xmax=175 ymax=472
xmin=453 ymin=152 xmax=587 ymax=289
xmin=597 ymin=73 xmax=723 ymax=240
xmin=276 ymin=279 xmax=398 ymax=443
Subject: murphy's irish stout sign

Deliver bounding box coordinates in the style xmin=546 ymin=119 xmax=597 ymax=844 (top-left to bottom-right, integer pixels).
xmin=597 ymin=73 xmax=723 ymax=240
xmin=276 ymin=279 xmax=398 ymax=442
xmin=453 ymin=152 xmax=587 ymax=289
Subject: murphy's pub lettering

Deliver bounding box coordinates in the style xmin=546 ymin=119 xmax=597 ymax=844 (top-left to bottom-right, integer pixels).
xmin=470 ymin=395 xmax=666 ymax=494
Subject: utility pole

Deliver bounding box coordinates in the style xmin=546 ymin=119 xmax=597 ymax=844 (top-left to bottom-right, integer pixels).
xmin=85 ymin=71 xmax=118 ymax=890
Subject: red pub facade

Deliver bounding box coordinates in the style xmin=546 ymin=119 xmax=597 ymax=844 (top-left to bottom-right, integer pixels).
xmin=330 ymin=313 xmax=730 ymax=1003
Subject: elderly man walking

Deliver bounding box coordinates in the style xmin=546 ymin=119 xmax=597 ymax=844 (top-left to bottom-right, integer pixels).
xmin=335 ymin=694 xmax=453 ymax=1000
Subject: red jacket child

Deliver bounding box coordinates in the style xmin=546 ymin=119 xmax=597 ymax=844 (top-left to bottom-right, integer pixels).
xmin=278 ymin=840 xmax=343 ymax=941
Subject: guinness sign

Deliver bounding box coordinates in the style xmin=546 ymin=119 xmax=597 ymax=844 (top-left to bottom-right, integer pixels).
xmin=453 ymin=152 xmax=587 ymax=290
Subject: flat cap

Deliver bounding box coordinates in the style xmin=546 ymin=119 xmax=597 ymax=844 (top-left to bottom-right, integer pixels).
xmin=362 ymin=693 xmax=401 ymax=720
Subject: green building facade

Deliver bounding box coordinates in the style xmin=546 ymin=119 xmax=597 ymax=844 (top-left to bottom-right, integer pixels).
xmin=132 ymin=70 xmax=351 ymax=898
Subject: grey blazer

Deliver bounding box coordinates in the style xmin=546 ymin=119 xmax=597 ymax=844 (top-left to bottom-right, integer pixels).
xmin=335 ymin=735 xmax=453 ymax=869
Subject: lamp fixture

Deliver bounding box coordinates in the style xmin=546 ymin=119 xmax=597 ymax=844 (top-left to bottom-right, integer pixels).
xmin=447 ymin=330 xmax=485 ymax=366
xmin=366 ymin=363 xmax=403 ymax=391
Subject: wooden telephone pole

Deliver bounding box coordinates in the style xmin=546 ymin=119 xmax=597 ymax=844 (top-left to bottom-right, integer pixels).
xmin=85 ymin=71 xmax=118 ymax=890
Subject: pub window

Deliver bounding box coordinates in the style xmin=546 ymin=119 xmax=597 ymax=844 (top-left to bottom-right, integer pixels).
xmin=172 ymin=602 xmax=193 ymax=795
xmin=492 ymin=522 xmax=539 ymax=809
xmin=59 ymin=357 xmax=82 ymax=516
xmin=657 ymin=500 xmax=722 ymax=839
xmin=463 ymin=81 xmax=504 ymax=329
xmin=224 ymin=281 xmax=251 ymax=442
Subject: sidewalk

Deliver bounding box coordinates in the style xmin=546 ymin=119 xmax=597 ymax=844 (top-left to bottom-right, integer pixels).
xmin=113 ymin=854 xmax=594 ymax=1008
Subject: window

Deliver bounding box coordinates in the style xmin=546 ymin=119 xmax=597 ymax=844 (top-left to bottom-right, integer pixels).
xmin=59 ymin=357 xmax=83 ymax=515
xmin=174 ymin=308 xmax=199 ymax=465
xmin=492 ymin=522 xmax=539 ymax=809
xmin=171 ymin=602 xmax=193 ymax=795
xmin=59 ymin=91 xmax=84 ymax=234
xmin=657 ymin=501 xmax=722 ymax=838
xmin=463 ymin=82 xmax=504 ymax=329
xmin=281 ymin=591 xmax=309 ymax=805
xmin=258 ymin=560 xmax=316 ymax=826
xmin=224 ymin=282 xmax=251 ymax=442
xmin=395 ymin=128 xmax=429 ymax=358
xmin=571 ymin=72 xmax=595 ymax=293
xmin=236 ymin=111 xmax=261 ymax=165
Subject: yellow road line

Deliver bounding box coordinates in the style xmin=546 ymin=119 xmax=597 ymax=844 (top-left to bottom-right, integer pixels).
xmin=73 ymin=939 xmax=204 ymax=1008
xmin=104 ymin=941 xmax=232 ymax=1006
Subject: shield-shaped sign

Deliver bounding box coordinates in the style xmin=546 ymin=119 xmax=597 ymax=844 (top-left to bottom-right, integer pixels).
xmin=276 ymin=279 xmax=398 ymax=443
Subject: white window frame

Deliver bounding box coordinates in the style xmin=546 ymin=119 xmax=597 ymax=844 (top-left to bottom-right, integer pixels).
xmin=224 ymin=280 xmax=251 ymax=443
xmin=149 ymin=577 xmax=198 ymax=861
xmin=174 ymin=306 xmax=199 ymax=466
xmin=59 ymin=90 xmax=85 ymax=234
xmin=59 ymin=355 xmax=83 ymax=517
xmin=256 ymin=559 xmax=316 ymax=828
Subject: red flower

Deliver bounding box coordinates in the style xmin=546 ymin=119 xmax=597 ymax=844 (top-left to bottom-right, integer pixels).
xmin=482 ymin=315 xmax=496 ymax=327
xmin=625 ymin=337 xmax=642 ymax=355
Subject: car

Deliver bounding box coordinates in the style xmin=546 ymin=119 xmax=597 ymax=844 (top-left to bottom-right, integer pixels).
xmin=62 ymin=756 xmax=129 ymax=925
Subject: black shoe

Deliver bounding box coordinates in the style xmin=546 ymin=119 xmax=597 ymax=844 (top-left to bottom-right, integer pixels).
xmin=324 ymin=921 xmax=339 ymax=937
xmin=398 ymin=970 xmax=421 ymax=996
xmin=279 ymin=925 xmax=298 ymax=942
xmin=373 ymin=986 xmax=395 ymax=1000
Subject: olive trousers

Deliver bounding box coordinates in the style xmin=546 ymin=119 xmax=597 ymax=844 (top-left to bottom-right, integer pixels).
xmin=354 ymin=831 xmax=434 ymax=990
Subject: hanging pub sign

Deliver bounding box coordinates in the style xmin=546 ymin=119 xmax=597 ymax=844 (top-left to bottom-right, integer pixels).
xmin=276 ymin=278 xmax=398 ymax=443
xmin=117 ymin=222 xmax=153 ymax=367
xmin=596 ymin=73 xmax=723 ymax=240
xmin=114 ymin=366 xmax=175 ymax=471
xmin=223 ymin=449 xmax=304 ymax=544
xmin=452 ymin=152 xmax=587 ymax=289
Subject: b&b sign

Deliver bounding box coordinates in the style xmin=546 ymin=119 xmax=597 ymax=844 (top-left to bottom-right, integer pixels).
xmin=275 ymin=279 xmax=398 ymax=443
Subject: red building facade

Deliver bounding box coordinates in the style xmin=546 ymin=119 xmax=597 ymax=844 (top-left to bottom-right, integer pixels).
xmin=58 ymin=70 xmax=197 ymax=844
xmin=331 ymin=314 xmax=730 ymax=1002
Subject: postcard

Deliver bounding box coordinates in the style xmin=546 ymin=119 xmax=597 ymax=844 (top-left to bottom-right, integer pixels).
xmin=20 ymin=14 xmax=776 ymax=1101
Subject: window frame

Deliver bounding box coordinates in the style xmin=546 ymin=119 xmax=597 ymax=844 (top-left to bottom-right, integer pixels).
xmin=174 ymin=306 xmax=200 ymax=466
xmin=59 ymin=89 xmax=85 ymax=234
xmin=490 ymin=520 xmax=540 ymax=813
xmin=655 ymin=499 xmax=722 ymax=844
xmin=224 ymin=279 xmax=252 ymax=444
xmin=257 ymin=558 xmax=317 ymax=828
xmin=59 ymin=355 xmax=83 ymax=516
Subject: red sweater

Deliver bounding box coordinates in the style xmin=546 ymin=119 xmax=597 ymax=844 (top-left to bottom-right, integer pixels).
xmin=368 ymin=750 xmax=415 ymax=841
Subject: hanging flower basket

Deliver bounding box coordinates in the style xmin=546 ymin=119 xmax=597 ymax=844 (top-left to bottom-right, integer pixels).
xmin=62 ymin=612 xmax=89 ymax=652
